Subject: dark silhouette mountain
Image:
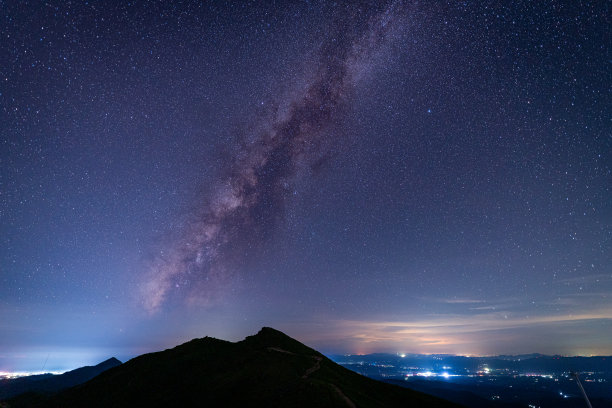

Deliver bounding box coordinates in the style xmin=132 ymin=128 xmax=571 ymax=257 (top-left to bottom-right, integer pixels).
xmin=0 ymin=357 xmax=121 ymax=400
xmin=5 ymin=327 xmax=461 ymax=408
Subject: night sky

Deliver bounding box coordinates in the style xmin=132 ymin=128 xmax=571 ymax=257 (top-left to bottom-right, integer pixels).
xmin=1 ymin=1 xmax=610 ymax=373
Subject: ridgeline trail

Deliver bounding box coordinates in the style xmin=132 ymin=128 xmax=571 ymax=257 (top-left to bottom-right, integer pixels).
xmin=268 ymin=347 xmax=355 ymax=407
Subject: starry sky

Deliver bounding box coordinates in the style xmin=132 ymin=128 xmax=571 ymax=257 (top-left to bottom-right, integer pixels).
xmin=1 ymin=1 xmax=610 ymax=372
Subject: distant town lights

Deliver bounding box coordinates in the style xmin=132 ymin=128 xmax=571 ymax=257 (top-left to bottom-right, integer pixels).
xmin=412 ymin=371 xmax=460 ymax=378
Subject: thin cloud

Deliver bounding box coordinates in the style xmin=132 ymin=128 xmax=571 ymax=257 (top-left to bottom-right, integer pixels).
xmin=315 ymin=308 xmax=612 ymax=354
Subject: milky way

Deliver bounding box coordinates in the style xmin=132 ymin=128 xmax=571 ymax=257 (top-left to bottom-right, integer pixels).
xmin=141 ymin=3 xmax=405 ymax=313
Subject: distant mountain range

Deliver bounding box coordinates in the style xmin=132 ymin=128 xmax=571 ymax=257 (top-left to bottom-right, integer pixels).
xmin=331 ymin=352 xmax=612 ymax=374
xmin=2 ymin=327 xmax=460 ymax=407
xmin=0 ymin=357 xmax=121 ymax=400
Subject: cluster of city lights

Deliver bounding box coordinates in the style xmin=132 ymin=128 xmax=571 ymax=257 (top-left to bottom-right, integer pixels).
xmin=0 ymin=370 xmax=65 ymax=379
xmin=405 ymin=371 xmax=458 ymax=379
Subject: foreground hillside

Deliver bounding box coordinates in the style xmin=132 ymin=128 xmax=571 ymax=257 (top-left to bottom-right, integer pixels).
xmin=6 ymin=327 xmax=460 ymax=408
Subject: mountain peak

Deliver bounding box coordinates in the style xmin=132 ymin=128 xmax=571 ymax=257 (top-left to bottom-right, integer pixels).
xmin=98 ymin=357 xmax=122 ymax=366
xmin=258 ymin=326 xmax=284 ymax=334
xmin=242 ymin=327 xmax=320 ymax=357
xmin=253 ymin=326 xmax=293 ymax=341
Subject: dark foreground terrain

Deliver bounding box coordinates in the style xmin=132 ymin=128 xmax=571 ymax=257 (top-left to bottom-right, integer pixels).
xmin=3 ymin=327 xmax=459 ymax=408
xmin=388 ymin=378 xmax=611 ymax=408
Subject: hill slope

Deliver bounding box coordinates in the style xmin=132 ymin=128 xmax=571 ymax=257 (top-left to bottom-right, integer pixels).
xmin=0 ymin=358 xmax=121 ymax=400
xmin=6 ymin=327 xmax=461 ymax=408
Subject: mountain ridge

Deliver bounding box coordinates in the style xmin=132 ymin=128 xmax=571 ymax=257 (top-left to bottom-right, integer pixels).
xmin=5 ymin=327 xmax=460 ymax=408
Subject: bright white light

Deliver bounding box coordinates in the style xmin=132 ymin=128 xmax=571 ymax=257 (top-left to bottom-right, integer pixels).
xmin=399 ymin=353 xmax=406 ymax=358
xmin=442 ymin=372 xmax=450 ymax=378
xmin=0 ymin=370 xmax=65 ymax=379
